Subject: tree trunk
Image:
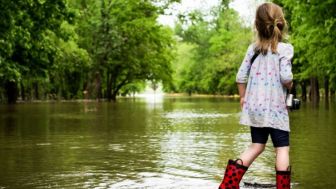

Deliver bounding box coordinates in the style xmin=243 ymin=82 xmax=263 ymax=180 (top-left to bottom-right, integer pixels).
xmin=324 ymin=76 xmax=329 ymax=102
xmin=310 ymin=77 xmax=319 ymax=105
xmin=107 ymin=76 xmax=129 ymax=102
xmin=106 ymin=72 xmax=113 ymax=101
xmin=188 ymin=90 xmax=192 ymax=96
xmin=331 ymin=89 xmax=335 ymax=101
xmin=33 ymin=82 xmax=39 ymax=100
xmin=95 ymin=71 xmax=102 ymax=100
xmin=20 ymin=81 xmax=25 ymax=101
xmin=5 ymin=81 xmax=18 ymax=104
xmin=301 ymin=80 xmax=307 ymax=101
xmin=26 ymin=83 xmax=32 ymax=101
xmin=111 ymin=92 xmax=117 ymax=102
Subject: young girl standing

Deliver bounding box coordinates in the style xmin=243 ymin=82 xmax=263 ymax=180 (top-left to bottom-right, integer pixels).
xmin=218 ymin=3 xmax=293 ymax=189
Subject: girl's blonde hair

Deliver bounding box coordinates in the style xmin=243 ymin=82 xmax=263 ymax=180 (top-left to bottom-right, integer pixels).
xmin=254 ymin=3 xmax=287 ymax=55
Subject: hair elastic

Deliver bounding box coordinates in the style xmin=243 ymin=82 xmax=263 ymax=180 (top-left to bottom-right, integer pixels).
xmin=273 ymin=18 xmax=280 ymax=28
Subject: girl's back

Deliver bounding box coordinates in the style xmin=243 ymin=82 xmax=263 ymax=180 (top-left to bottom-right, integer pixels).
xmin=236 ymin=42 xmax=293 ymax=131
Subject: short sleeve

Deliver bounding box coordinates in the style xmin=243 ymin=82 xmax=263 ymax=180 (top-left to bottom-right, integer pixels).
xmin=236 ymin=44 xmax=255 ymax=83
xmin=278 ymin=43 xmax=294 ymax=84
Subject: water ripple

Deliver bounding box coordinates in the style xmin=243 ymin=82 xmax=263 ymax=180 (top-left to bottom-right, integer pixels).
xmin=164 ymin=111 xmax=233 ymax=119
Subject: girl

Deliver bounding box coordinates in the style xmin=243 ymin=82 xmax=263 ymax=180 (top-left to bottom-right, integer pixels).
xmin=218 ymin=3 xmax=293 ymax=189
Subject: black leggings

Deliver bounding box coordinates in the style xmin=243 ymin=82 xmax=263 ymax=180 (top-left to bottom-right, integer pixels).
xmin=250 ymin=127 xmax=289 ymax=147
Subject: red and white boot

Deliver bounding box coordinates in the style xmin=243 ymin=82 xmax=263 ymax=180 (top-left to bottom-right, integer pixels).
xmin=218 ymin=159 xmax=248 ymax=189
xmin=276 ymin=167 xmax=291 ymax=189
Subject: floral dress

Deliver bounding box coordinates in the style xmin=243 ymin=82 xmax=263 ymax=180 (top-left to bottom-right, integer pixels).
xmin=236 ymin=42 xmax=294 ymax=132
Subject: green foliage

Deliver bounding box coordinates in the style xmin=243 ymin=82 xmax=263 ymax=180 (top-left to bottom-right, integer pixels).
xmin=0 ymin=0 xmax=177 ymax=103
xmin=171 ymin=7 xmax=252 ymax=95
xmin=120 ymin=82 xmax=146 ymax=96
xmin=49 ymin=22 xmax=91 ymax=100
xmin=3 ymin=0 xmax=333 ymax=103
xmin=168 ymin=42 xmax=196 ymax=93
xmin=0 ymin=0 xmax=78 ymax=102
xmin=74 ymin=0 xmax=176 ymax=101
xmin=274 ymin=0 xmax=336 ymax=100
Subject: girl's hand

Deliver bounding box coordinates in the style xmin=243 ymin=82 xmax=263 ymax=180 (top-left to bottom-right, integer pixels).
xmin=240 ymin=97 xmax=245 ymax=110
xmin=283 ymin=81 xmax=293 ymax=89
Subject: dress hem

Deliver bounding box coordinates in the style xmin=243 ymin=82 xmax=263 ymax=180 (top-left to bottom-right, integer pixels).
xmin=239 ymin=122 xmax=290 ymax=132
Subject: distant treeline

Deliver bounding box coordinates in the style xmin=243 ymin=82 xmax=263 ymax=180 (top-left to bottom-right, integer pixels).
xmin=167 ymin=5 xmax=252 ymax=96
xmin=0 ymin=0 xmax=334 ymax=104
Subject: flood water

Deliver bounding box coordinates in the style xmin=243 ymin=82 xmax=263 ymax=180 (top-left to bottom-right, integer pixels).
xmin=0 ymin=97 xmax=335 ymax=189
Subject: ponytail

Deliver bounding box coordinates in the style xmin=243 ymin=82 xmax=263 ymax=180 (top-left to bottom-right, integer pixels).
xmin=254 ymin=3 xmax=287 ymax=55
xmin=270 ymin=19 xmax=283 ymax=53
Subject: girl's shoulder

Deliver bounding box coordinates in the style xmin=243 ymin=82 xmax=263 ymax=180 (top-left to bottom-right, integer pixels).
xmin=277 ymin=42 xmax=294 ymax=58
xmin=244 ymin=43 xmax=256 ymax=57
xmin=247 ymin=42 xmax=294 ymax=56
xmin=247 ymin=43 xmax=255 ymax=51
xmin=278 ymin=42 xmax=294 ymax=52
xmin=246 ymin=43 xmax=257 ymax=55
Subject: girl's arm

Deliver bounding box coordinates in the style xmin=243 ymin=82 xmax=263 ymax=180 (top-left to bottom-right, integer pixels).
xmin=237 ymin=83 xmax=246 ymax=109
xmin=279 ymin=44 xmax=294 ymax=89
xmin=236 ymin=45 xmax=253 ymax=84
xmin=236 ymin=45 xmax=253 ymax=110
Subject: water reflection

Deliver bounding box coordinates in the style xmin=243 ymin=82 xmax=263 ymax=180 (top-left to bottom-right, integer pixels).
xmin=0 ymin=98 xmax=335 ymax=188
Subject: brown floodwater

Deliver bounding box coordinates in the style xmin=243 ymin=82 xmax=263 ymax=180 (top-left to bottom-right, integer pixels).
xmin=0 ymin=97 xmax=335 ymax=188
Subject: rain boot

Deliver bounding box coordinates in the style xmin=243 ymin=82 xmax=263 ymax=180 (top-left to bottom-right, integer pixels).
xmin=276 ymin=167 xmax=291 ymax=189
xmin=218 ymin=159 xmax=248 ymax=189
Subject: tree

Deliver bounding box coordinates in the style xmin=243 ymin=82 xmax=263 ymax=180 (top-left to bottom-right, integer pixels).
xmin=49 ymin=22 xmax=91 ymax=100
xmin=0 ymin=0 xmax=74 ymax=103
xmin=171 ymin=4 xmax=252 ymax=95
xmin=74 ymin=0 xmax=176 ymax=101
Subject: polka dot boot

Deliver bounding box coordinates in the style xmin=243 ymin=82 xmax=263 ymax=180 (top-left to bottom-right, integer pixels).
xmin=218 ymin=159 xmax=248 ymax=189
xmin=276 ymin=168 xmax=291 ymax=189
